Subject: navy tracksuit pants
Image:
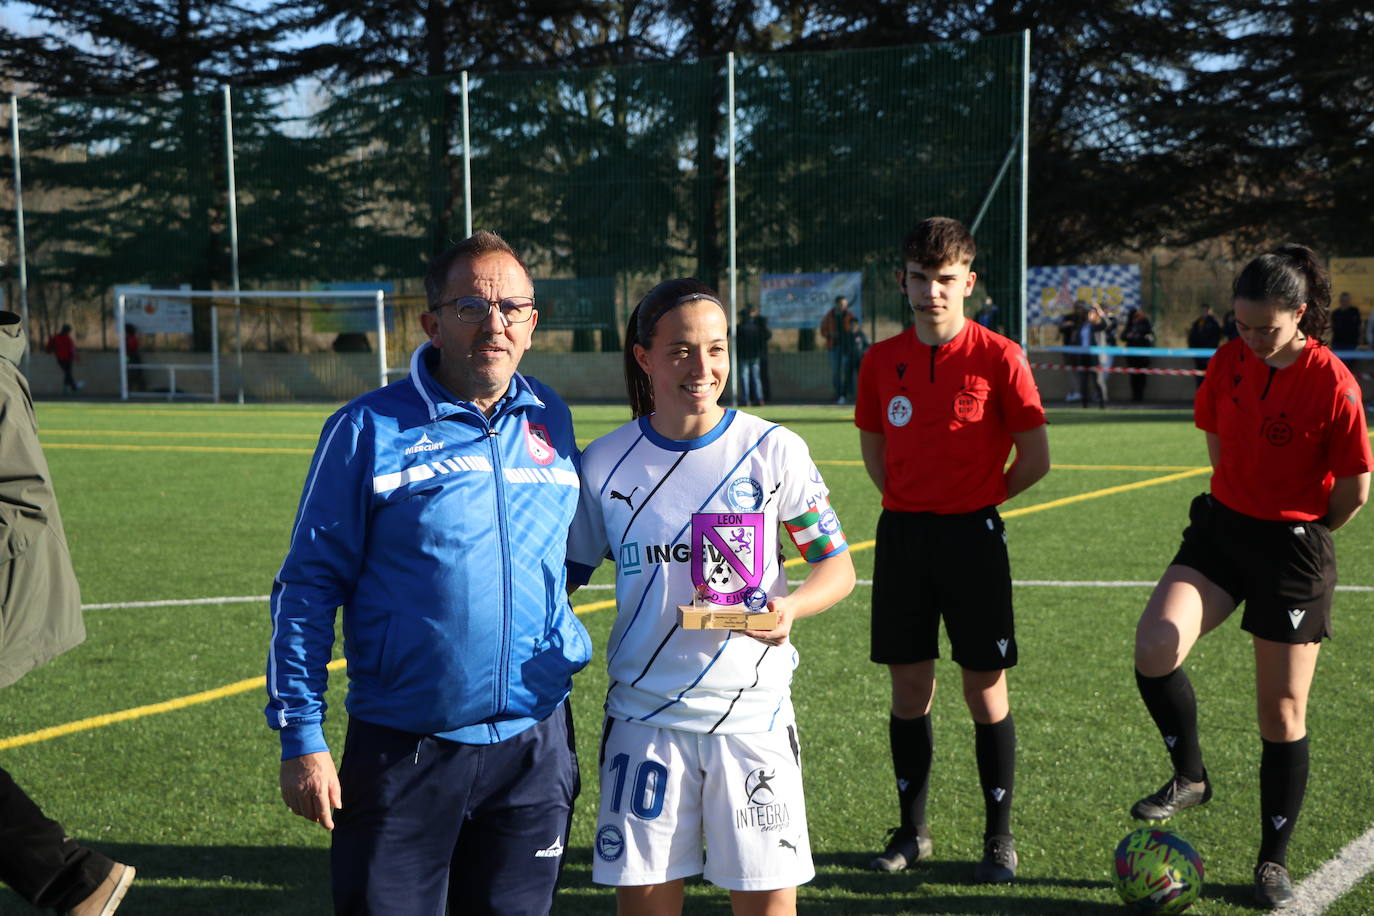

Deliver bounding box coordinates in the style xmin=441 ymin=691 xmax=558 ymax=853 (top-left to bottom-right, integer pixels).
xmin=331 ymin=702 xmax=578 ymax=916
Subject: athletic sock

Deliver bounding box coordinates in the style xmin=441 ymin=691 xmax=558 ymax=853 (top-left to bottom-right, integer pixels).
xmin=1135 ymin=668 xmax=1206 ymax=782
xmin=889 ymin=713 xmax=933 ymax=835
xmin=1258 ymin=736 xmax=1309 ymax=867
xmin=974 ymin=713 xmax=1015 ymax=838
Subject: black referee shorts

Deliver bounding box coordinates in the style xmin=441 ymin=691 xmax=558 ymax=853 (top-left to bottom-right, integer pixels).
xmin=870 ymin=506 xmax=1016 ymax=671
xmin=1172 ymin=492 xmax=1336 ymax=643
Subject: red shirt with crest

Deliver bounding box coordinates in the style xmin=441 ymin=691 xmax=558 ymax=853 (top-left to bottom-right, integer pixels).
xmin=1195 ymin=336 xmax=1372 ymax=521
xmin=855 ymin=321 xmax=1045 ymax=514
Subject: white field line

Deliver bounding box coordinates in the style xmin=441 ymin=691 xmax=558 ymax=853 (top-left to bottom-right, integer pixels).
xmin=1290 ymin=827 xmax=1374 ymax=915
xmin=81 ymin=580 xmax=1374 ymax=611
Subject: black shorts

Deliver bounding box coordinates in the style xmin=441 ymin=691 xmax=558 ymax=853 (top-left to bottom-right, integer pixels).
xmin=1171 ymin=493 xmax=1336 ymax=643
xmin=870 ymin=506 xmax=1016 ymax=671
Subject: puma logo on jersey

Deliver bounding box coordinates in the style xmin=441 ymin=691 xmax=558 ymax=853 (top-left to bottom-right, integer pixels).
xmin=779 ymin=838 xmax=799 ymax=854
xmin=996 ymin=639 xmax=1010 ymax=657
xmin=1288 ymin=609 xmax=1306 ymax=630
xmin=534 ymin=835 xmax=564 ymax=858
xmin=1270 ymin=816 xmax=1288 ymax=830
xmin=991 ymin=787 xmax=1007 ymax=802
xmin=610 ymin=487 xmax=639 ymax=509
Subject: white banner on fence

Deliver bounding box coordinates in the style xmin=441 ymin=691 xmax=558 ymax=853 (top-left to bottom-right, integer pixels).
xmin=1026 ymin=265 xmax=1140 ymax=327
xmin=760 ymin=272 xmax=862 ymax=329
xmin=115 ymin=285 xmax=194 ymax=334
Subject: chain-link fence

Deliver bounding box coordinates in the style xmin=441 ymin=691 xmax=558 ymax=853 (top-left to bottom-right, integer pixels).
xmin=0 ymin=35 xmax=1028 ymax=401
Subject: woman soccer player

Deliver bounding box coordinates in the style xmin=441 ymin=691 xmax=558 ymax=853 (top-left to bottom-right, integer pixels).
xmin=1131 ymin=245 xmax=1371 ymax=909
xmin=566 ymin=279 xmax=855 ymax=916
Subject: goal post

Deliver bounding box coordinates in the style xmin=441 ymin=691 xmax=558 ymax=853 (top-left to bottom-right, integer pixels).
xmin=114 ymin=287 xmax=391 ymax=402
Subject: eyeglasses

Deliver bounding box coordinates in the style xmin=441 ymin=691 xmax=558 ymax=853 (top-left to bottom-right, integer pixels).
xmin=432 ymin=296 xmax=536 ymax=324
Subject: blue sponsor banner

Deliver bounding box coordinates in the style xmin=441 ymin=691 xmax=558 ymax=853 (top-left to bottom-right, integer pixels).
xmin=1027 ymin=265 xmax=1140 ymax=327
xmin=760 ymin=272 xmax=862 ymax=329
xmin=311 ymin=281 xmax=395 ymax=334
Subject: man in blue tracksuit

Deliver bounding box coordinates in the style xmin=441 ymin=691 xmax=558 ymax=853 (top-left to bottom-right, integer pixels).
xmin=266 ymin=230 xmax=592 ymax=915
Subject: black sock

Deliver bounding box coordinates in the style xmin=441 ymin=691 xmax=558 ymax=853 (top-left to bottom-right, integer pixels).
xmin=974 ymin=713 xmax=1015 ymax=838
xmin=1135 ymin=668 xmax=1205 ymax=782
xmin=1258 ymin=736 xmax=1309 ymax=867
xmin=889 ymin=714 xmax=932 ymax=834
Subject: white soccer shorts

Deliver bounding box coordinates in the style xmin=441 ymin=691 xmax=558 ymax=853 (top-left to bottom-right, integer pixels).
xmin=591 ymin=717 xmax=815 ymax=891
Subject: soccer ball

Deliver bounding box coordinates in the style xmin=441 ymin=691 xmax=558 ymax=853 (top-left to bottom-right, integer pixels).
xmin=1113 ymin=826 xmax=1205 ymax=913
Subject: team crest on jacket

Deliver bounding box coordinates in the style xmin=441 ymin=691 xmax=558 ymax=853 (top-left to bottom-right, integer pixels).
xmin=524 ymin=421 xmax=556 ymax=465
xmin=691 ymin=512 xmax=765 ymax=605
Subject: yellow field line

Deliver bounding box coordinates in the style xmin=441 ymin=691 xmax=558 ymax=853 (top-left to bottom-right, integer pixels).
xmin=1 ymin=466 xmax=1210 ymax=750
xmin=37 ymin=407 xmax=336 ymax=418
xmin=1001 ymin=467 xmax=1210 ymax=518
xmin=43 ymin=443 xmax=313 ymax=455
xmin=41 ymin=429 xmax=318 ymax=440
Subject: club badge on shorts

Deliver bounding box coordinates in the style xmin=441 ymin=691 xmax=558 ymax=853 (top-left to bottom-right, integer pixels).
xmin=690 ymin=512 xmax=765 ymax=606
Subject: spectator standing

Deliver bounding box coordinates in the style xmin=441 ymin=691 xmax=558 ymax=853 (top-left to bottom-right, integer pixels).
xmin=0 ymin=310 xmax=136 ymax=915
xmin=975 ymin=296 xmax=999 ymax=329
xmin=44 ymin=324 xmax=81 ymax=394
xmin=1058 ymin=306 xmax=1084 ymax=402
xmin=820 ymin=295 xmax=861 ymax=404
xmin=1330 ymin=292 xmax=1360 ymax=351
xmin=1121 ymin=308 xmax=1156 ymax=403
xmin=1077 ymin=300 xmax=1111 ymax=408
xmin=857 ymin=217 xmax=1050 ymax=883
xmin=124 ymin=324 xmax=144 ymax=392
xmin=736 ymin=302 xmax=771 ymax=406
xmin=1187 ymin=303 xmax=1223 ymax=388
xmin=267 ymin=230 xmax=591 ymax=915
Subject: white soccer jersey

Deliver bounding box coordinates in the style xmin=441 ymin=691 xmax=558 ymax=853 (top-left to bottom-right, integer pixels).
xmin=567 ymin=410 xmax=847 ymax=734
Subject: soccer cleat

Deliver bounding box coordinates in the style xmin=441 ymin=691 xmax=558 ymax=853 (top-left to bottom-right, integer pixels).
xmin=65 ymin=862 xmax=134 ymax=916
xmin=1130 ymin=773 xmax=1212 ymax=821
xmin=868 ymin=825 xmax=933 ymax=872
xmin=973 ymin=834 xmax=1017 ymax=883
xmin=1254 ymin=861 xmax=1296 ymax=909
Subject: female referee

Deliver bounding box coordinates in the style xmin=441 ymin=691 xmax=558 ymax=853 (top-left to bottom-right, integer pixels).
xmin=565 ymin=279 xmax=854 ymax=916
xmin=1130 ymin=245 xmax=1371 ymax=909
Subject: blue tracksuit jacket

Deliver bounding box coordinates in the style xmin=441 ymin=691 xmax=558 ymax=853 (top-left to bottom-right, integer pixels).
xmin=265 ymin=342 xmax=592 ymax=759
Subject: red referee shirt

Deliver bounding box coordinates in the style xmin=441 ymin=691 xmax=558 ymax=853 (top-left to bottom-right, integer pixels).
xmin=1196 ymin=336 xmax=1373 ymax=521
xmin=855 ymin=322 xmax=1046 ymax=514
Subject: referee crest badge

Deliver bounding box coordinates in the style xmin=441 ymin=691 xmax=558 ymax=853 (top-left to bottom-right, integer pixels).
xmin=523 ymin=421 xmax=556 ymax=465
xmin=690 ymin=512 xmax=765 ymax=606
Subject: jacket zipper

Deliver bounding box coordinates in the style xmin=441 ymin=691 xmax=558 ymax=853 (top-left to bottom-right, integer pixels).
xmin=929 ymin=344 xmax=938 ymax=383
xmin=486 ymin=412 xmax=514 ymax=716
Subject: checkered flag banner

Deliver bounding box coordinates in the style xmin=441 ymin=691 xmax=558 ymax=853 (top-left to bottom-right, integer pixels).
xmin=1027 ymin=265 xmax=1141 ymax=327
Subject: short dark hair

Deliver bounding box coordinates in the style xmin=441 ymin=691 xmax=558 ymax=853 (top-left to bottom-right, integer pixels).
xmin=423 ymin=230 xmax=532 ymax=308
xmin=902 ymin=217 xmax=975 ymax=267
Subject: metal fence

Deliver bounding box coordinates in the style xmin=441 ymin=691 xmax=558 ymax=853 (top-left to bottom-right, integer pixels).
xmin=1 ymin=34 xmax=1029 ymax=400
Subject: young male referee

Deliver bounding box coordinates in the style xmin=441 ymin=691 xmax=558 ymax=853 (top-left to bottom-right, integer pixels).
xmin=855 ymin=217 xmax=1050 ymax=883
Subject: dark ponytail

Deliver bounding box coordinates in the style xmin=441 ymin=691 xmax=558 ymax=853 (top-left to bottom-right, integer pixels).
xmin=622 ymin=278 xmax=725 ymax=418
xmin=1232 ymin=244 xmax=1331 ymax=343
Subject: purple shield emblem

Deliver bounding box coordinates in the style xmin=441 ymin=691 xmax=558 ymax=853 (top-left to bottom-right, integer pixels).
xmin=690 ymin=512 xmax=765 ymax=605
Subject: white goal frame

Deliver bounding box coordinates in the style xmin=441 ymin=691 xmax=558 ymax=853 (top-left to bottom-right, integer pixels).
xmin=114 ymin=287 xmax=389 ymax=402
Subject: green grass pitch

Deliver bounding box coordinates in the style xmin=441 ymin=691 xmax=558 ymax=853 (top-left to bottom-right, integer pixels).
xmin=3 ymin=402 xmax=1371 ymax=914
